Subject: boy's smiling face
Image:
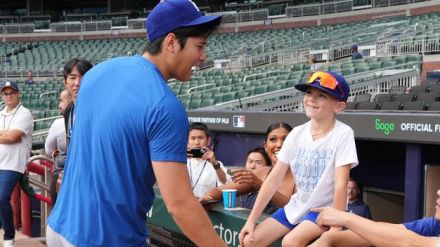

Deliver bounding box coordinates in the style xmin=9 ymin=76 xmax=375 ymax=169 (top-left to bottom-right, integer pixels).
xmin=303 ymin=87 xmax=345 ymax=120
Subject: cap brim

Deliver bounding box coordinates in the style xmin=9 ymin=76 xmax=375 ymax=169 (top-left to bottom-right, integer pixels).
xmin=1 ymin=86 xmax=18 ymax=92
xmin=294 ymin=83 xmax=309 ymax=92
xmin=295 ymin=83 xmax=343 ymax=101
xmin=182 ymin=15 xmax=221 ymax=27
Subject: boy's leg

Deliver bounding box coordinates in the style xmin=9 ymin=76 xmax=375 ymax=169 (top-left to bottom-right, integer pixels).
xmin=281 ymin=220 xmax=324 ymax=247
xmin=243 ymin=217 xmax=290 ymax=247
xmin=308 ymin=230 xmax=373 ymax=247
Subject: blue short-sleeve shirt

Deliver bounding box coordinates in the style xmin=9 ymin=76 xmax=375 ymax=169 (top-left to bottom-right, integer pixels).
xmin=404 ymin=216 xmax=440 ymax=237
xmin=48 ymin=56 xmax=188 ymax=247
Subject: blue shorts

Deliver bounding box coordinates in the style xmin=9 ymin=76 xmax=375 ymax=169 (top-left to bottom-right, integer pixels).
xmin=271 ymin=208 xmax=319 ymax=230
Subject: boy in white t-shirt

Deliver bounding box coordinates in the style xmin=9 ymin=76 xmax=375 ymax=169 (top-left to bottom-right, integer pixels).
xmin=239 ymin=70 xmax=359 ymax=247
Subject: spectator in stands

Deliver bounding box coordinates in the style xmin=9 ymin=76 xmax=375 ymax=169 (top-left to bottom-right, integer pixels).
xmin=309 ymin=188 xmax=440 ymax=247
xmin=351 ymin=44 xmax=363 ymax=60
xmin=187 ymin=122 xmax=227 ymax=198
xmin=45 ymin=89 xmax=71 ymax=204
xmin=347 ymin=177 xmax=371 ymax=219
xmin=0 ymin=81 xmax=33 ymax=247
xmin=240 ymin=70 xmax=358 ymax=247
xmin=309 ymin=55 xmax=319 ymax=71
xmin=25 ymin=70 xmax=33 ymax=84
xmin=200 ymin=123 xmax=295 ymax=213
xmin=46 ymin=1 xmax=225 ymax=246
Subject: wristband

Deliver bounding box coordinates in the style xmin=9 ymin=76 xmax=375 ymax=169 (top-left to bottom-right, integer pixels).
xmin=213 ymin=161 xmax=221 ymax=170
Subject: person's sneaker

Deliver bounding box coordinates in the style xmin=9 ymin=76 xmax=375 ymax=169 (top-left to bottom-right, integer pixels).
xmin=3 ymin=239 xmax=15 ymax=247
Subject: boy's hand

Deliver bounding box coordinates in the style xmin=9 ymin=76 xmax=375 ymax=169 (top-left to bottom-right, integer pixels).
xmin=239 ymin=221 xmax=256 ymax=247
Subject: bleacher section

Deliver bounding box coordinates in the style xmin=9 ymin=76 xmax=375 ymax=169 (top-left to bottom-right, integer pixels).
xmin=0 ymin=12 xmax=437 ymax=77
xmin=0 ymin=9 xmax=439 ymax=144
xmin=172 ymin=54 xmax=422 ymax=109
xmin=0 ymin=39 xmax=145 ymax=77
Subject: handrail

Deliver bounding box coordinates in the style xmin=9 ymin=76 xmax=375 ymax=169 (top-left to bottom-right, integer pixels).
xmin=11 ymin=155 xmax=54 ymax=237
xmin=187 ymin=83 xmax=215 ymax=94
xmin=39 ymin=90 xmax=58 ymax=99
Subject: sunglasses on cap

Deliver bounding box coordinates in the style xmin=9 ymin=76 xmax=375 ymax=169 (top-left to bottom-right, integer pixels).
xmin=306 ymin=71 xmax=345 ymax=100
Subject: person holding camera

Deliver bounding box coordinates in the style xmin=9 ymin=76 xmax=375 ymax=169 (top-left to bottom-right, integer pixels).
xmin=187 ymin=122 xmax=228 ymax=198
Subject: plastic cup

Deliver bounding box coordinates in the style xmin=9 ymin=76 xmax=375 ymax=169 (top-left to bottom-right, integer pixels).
xmin=222 ymin=189 xmax=237 ymax=209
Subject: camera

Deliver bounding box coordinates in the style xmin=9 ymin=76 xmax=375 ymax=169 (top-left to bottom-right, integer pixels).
xmin=189 ymin=148 xmax=206 ymax=158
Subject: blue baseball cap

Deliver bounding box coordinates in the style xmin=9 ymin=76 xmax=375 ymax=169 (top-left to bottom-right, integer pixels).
xmin=295 ymin=70 xmax=350 ymax=102
xmin=1 ymin=81 xmax=19 ymax=92
xmin=147 ymin=0 xmax=222 ymax=42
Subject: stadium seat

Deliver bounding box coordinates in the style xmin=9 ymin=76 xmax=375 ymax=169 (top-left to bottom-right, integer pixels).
xmin=409 ymin=85 xmax=428 ymax=94
xmin=189 ymin=99 xmax=202 ymax=109
xmin=200 ymin=98 xmax=215 ymax=107
xmin=354 ymin=93 xmax=371 ymax=103
xmin=415 ymin=92 xmax=439 ymax=102
xmin=356 ymin=102 xmax=378 ymax=110
xmin=401 ymin=101 xmax=426 ymax=111
xmin=346 ymin=102 xmax=356 ymax=110
xmin=428 ymin=85 xmax=440 ymax=93
xmin=427 ymin=102 xmax=440 ymax=111
xmin=380 ymin=101 xmax=402 ymax=110
xmin=389 ymin=86 xmax=407 ymax=94
xmin=374 ymin=94 xmax=392 ymax=103
xmin=222 ymin=92 xmax=237 ymax=102
xmin=391 ymin=94 xmax=415 ymax=102
xmin=422 ymin=78 xmax=440 ymax=85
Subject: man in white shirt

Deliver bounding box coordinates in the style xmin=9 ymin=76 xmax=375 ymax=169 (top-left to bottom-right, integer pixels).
xmin=45 ymin=89 xmax=70 ymax=158
xmin=45 ymin=89 xmax=71 ymax=204
xmin=0 ymin=81 xmax=33 ymax=247
xmin=187 ymin=122 xmax=228 ymax=197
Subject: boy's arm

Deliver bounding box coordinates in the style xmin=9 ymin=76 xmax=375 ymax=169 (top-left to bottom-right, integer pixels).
xmin=270 ymin=171 xmax=294 ymax=207
xmin=247 ymin=160 xmax=290 ymax=223
xmin=330 ymin=164 xmax=350 ymax=232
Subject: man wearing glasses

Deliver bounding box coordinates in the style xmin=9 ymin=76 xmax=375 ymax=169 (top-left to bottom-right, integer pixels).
xmin=0 ymin=81 xmax=33 ymax=247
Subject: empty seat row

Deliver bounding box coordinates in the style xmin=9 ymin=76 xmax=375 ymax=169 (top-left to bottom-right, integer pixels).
xmin=347 ymin=101 xmax=440 ymax=111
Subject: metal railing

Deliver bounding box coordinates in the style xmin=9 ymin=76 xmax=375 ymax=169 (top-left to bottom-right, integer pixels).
xmin=0 ymin=69 xmax=63 ymax=79
xmin=32 ymin=116 xmax=61 ymax=143
xmin=0 ymin=23 xmax=35 ymax=34
xmin=376 ymin=34 xmax=440 ymax=56
xmin=206 ymin=9 xmax=269 ymax=23
xmin=286 ymin=0 xmax=353 ymax=18
xmin=50 ymin=20 xmax=112 ymax=32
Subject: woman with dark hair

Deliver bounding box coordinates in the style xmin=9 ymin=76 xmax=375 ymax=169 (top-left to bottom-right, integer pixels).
xmin=200 ymin=123 xmax=295 ymax=213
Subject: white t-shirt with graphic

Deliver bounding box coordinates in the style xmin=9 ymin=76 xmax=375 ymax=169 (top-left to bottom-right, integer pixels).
xmin=187 ymin=158 xmax=228 ymax=198
xmin=278 ymin=120 xmax=359 ymax=225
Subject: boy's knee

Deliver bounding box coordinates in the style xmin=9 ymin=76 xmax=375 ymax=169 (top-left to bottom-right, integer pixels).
xmin=320 ymin=231 xmax=337 ymax=242
xmin=281 ymin=235 xmax=302 ymax=247
xmin=309 ymin=231 xmax=337 ymax=246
